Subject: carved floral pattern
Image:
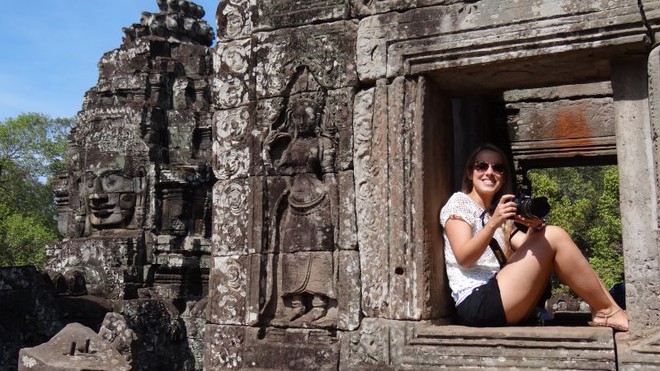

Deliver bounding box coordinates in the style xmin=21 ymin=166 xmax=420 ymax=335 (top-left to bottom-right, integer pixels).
xmin=213 ymin=180 xmax=250 ymax=256
xmin=214 ymin=76 xmax=247 ymax=109
xmin=213 ymin=106 xmax=251 ymax=180
xmin=220 ymin=44 xmax=250 ymax=75
xmin=217 ymin=1 xmax=252 ymax=41
xmin=207 ymin=325 xmax=245 ymax=369
xmin=208 ymin=256 xmax=248 ymax=325
xmin=214 ymin=144 xmax=249 ymax=180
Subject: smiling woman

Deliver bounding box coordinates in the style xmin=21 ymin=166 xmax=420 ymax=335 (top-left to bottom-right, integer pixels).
xmin=0 ymin=0 xmax=218 ymax=121
xmin=440 ymin=143 xmax=629 ymax=332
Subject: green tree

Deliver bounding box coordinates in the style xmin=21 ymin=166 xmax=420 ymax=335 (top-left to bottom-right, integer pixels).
xmin=528 ymin=165 xmax=623 ymax=292
xmin=0 ymin=113 xmax=72 ymax=268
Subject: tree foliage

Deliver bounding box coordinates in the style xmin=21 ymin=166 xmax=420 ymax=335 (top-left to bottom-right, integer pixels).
xmin=0 ymin=113 xmax=72 ymax=268
xmin=528 ymin=166 xmax=623 ymax=292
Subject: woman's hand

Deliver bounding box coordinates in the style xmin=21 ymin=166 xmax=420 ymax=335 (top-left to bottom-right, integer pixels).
xmin=489 ymin=194 xmax=517 ymax=228
xmin=514 ymin=214 xmax=546 ymax=232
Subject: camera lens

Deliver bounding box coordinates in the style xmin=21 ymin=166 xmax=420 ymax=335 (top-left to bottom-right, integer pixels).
xmin=516 ymin=197 xmax=551 ymax=219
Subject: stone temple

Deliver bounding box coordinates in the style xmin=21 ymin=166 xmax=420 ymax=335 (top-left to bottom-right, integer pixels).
xmin=1 ymin=0 xmax=660 ymax=370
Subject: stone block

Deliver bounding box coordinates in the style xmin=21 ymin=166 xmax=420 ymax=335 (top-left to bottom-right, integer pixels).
xmin=255 ymin=0 xmax=349 ymax=31
xmin=353 ymin=0 xmax=460 ymax=17
xmin=170 ymin=43 xmax=212 ymax=76
xmin=48 ymin=238 xmax=144 ymax=300
xmin=0 ymin=267 xmax=61 ymax=371
xmin=507 ymin=98 xmax=614 ymax=143
xmin=117 ymin=299 xmax=194 ymax=370
xmin=505 ymin=83 xmax=617 ymax=162
xmin=391 ymin=324 xmax=616 ymax=369
xmin=212 ymin=104 xmax=264 ymax=180
xmin=205 ymin=325 xmax=340 ymax=370
xmin=340 ymin=318 xmax=393 ymax=369
xmin=98 ymin=39 xmax=156 ymax=81
xmin=167 ymin=110 xmax=197 ymax=164
xmin=342 ymin=320 xmax=617 ymax=369
xmin=254 ymin=20 xmax=358 ymax=99
xmin=336 ymin=249 xmax=361 ymax=331
xmin=617 ymin=330 xmax=660 ymax=370
xmin=18 ymin=323 xmax=130 ymax=371
xmin=354 ymin=86 xmax=390 ymax=317
xmin=337 ymin=170 xmax=357 ymax=251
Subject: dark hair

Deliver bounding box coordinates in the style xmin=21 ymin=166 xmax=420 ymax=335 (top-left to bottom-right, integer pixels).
xmin=461 ymin=143 xmax=512 ymax=201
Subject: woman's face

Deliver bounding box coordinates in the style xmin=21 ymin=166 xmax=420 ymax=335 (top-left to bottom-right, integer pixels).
xmin=469 ymin=149 xmax=505 ymax=196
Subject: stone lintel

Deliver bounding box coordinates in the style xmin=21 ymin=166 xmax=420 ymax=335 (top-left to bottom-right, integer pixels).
xmin=353 ymin=0 xmax=462 ymax=17
xmin=511 ymin=136 xmax=617 ymax=163
xmin=255 ymin=0 xmax=350 ymax=31
xmin=357 ymin=0 xmax=659 ymax=83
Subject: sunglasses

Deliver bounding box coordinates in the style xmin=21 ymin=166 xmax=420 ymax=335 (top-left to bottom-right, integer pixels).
xmin=473 ymin=161 xmax=505 ymax=175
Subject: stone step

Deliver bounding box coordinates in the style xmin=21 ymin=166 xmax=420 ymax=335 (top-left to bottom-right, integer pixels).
xmin=393 ymin=324 xmax=616 ymax=370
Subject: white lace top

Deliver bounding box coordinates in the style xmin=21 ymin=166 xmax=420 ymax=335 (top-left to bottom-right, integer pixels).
xmin=440 ymin=192 xmax=504 ymax=306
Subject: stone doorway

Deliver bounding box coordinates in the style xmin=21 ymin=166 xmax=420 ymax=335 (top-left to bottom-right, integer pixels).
xmin=206 ymin=1 xmax=660 ymax=369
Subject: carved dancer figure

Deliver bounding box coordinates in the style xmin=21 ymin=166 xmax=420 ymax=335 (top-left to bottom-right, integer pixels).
xmin=440 ymin=143 xmax=629 ymax=331
xmin=265 ymin=97 xmax=338 ymax=327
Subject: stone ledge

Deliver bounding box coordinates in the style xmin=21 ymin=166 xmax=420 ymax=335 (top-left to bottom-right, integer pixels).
xmin=343 ymin=319 xmax=617 ymax=370
xmin=399 ymin=325 xmax=616 ymax=370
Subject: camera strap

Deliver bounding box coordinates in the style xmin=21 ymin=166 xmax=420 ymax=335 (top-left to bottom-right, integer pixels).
xmin=480 ymin=209 xmax=507 ymax=269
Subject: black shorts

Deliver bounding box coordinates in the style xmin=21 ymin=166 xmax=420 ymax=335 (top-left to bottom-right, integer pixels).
xmin=455 ymin=277 xmax=507 ymax=327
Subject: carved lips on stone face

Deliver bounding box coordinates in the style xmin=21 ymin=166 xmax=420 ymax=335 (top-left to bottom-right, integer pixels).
xmin=84 ymin=169 xmax=144 ymax=229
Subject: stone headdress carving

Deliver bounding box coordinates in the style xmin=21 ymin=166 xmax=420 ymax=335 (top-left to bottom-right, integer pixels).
xmin=123 ymin=0 xmax=215 ymax=46
xmin=263 ymin=66 xmax=337 ymax=171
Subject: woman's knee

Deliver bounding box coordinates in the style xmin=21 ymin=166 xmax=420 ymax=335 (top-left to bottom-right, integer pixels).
xmin=543 ymin=225 xmax=573 ymax=247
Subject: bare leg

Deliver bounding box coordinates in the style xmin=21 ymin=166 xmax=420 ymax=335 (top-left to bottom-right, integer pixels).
xmin=497 ymin=226 xmax=628 ymax=329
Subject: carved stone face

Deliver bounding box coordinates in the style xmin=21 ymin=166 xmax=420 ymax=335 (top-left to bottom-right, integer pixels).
xmin=83 ymin=169 xmax=142 ymax=229
xmin=291 ymin=100 xmax=320 ymax=135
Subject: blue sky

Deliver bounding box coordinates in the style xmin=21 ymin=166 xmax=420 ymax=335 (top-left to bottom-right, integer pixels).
xmin=0 ymin=0 xmax=218 ymax=121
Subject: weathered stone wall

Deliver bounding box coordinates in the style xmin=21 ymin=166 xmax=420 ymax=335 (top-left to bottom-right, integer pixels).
xmin=206 ymin=0 xmax=660 ymax=369
xmin=16 ymin=0 xmax=660 ymax=369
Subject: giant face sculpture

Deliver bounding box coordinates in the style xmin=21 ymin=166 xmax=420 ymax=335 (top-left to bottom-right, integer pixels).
xmin=83 ymin=168 xmax=146 ymax=229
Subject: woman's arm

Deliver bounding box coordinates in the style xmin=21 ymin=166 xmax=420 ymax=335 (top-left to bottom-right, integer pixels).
xmin=445 ymin=195 xmax=517 ymax=267
xmin=445 ymin=217 xmax=499 ymax=267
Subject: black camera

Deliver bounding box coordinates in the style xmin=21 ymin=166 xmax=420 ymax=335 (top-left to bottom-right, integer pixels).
xmin=514 ymin=196 xmax=551 ymax=219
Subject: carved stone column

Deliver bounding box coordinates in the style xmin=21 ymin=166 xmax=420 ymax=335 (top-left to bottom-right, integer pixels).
xmin=611 ymin=56 xmax=656 ymax=333
xmin=354 ymin=76 xmax=454 ymax=321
